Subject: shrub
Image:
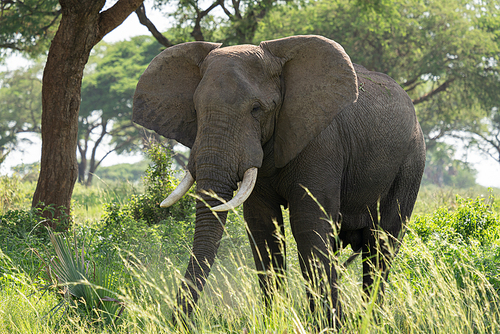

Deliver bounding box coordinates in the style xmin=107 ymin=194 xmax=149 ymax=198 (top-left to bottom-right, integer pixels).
xmin=128 ymin=143 xmax=196 ymax=226
xmin=84 ymin=143 xmax=196 ymax=267
xmin=0 ymin=208 xmax=50 ymax=278
xmin=411 ymin=195 xmax=499 ymax=244
xmin=409 ymin=195 xmax=500 ymax=291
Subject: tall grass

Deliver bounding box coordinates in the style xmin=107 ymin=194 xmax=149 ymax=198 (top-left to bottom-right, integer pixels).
xmin=101 ymin=228 xmax=499 ymax=333
xmin=1 ymin=226 xmax=499 ymax=332
xmin=71 ymin=180 xmax=140 ymax=223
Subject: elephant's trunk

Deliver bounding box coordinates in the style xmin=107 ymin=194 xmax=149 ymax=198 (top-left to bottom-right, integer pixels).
xmin=175 ymin=109 xmax=262 ymax=317
xmin=176 ymin=161 xmax=235 ymax=316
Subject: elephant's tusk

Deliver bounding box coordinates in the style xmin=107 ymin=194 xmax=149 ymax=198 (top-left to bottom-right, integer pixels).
xmin=212 ymin=167 xmax=258 ymax=212
xmin=160 ymin=171 xmax=195 ymax=208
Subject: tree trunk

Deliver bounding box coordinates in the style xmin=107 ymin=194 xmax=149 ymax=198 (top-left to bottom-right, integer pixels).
xmin=78 ymin=154 xmax=87 ymax=184
xmin=32 ymin=0 xmax=144 ymax=226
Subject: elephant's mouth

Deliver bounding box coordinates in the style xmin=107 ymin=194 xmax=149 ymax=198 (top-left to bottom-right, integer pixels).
xmin=160 ymin=167 xmax=258 ymax=211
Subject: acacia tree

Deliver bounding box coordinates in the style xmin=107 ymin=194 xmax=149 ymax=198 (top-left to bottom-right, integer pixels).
xmin=30 ymin=0 xmax=144 ymax=224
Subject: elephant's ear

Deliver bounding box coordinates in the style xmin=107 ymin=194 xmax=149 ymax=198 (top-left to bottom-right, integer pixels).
xmin=133 ymin=42 xmax=221 ymax=148
xmin=260 ymin=35 xmax=358 ymax=168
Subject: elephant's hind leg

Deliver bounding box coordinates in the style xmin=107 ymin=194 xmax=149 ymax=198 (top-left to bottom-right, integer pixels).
xmin=363 ymin=152 xmax=425 ymax=297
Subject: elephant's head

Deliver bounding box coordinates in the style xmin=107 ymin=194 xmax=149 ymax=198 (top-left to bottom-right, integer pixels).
xmin=132 ymin=35 xmax=358 ymax=314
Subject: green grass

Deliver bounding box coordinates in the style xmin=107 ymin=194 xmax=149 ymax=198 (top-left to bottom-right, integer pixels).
xmin=2 ymin=230 xmax=498 ymax=333
xmin=1 ymin=169 xmax=500 ymax=333
xmin=71 ymin=179 xmax=141 ymax=223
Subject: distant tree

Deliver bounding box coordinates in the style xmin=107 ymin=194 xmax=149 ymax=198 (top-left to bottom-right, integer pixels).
xmin=0 ymin=0 xmax=61 ymax=58
xmin=30 ymin=0 xmax=144 ymax=226
xmin=94 ymin=160 xmax=149 ymax=183
xmin=461 ymin=106 xmax=500 ymax=166
xmin=421 ymin=142 xmax=477 ymax=188
xmin=78 ymin=35 xmax=191 ymax=186
xmin=0 ymin=62 xmax=43 ymax=159
xmin=77 ymin=36 xmax=162 ymax=186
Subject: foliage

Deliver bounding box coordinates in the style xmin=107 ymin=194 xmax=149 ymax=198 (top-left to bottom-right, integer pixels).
xmin=43 ymin=230 xmax=126 ymax=325
xmin=152 ymin=0 xmax=399 ymax=46
xmin=461 ymin=106 xmax=500 ymax=166
xmin=0 ymin=174 xmax=34 ymax=213
xmin=89 ymin=143 xmax=196 ymax=266
xmin=153 ymin=0 xmax=278 ymax=44
xmin=0 ymin=208 xmax=48 ymax=278
xmin=0 ymin=0 xmax=61 ymax=58
xmin=0 ymin=61 xmax=43 ymax=156
xmin=93 ymin=161 xmax=149 ymax=183
xmin=410 ymin=195 xmax=500 ymax=290
xmin=125 ymin=143 xmax=195 ymax=226
xmin=11 ymin=161 xmax=40 ymax=183
xmin=412 ymin=195 xmax=500 ymax=244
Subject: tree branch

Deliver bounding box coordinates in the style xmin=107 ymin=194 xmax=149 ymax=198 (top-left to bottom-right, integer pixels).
xmin=0 ymin=43 xmax=23 ymax=51
xmin=402 ymin=75 xmax=420 ymax=88
xmin=219 ymin=0 xmax=233 ymax=18
xmin=404 ymin=80 xmax=422 ymax=93
xmin=135 ymin=4 xmax=172 ymax=47
xmin=40 ymin=9 xmax=62 ymax=35
xmin=468 ymin=131 xmax=500 ymax=164
xmin=412 ymin=78 xmax=455 ymax=105
xmin=98 ymin=0 xmax=144 ymax=42
xmin=232 ymin=0 xmax=242 ymax=19
xmin=190 ymin=0 xmax=220 ymax=41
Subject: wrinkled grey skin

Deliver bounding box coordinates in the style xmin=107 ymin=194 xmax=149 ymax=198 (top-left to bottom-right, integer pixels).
xmin=133 ymin=35 xmax=425 ymax=324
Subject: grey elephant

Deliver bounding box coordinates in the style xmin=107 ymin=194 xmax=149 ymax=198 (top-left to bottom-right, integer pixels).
xmin=133 ymin=35 xmax=425 ymax=325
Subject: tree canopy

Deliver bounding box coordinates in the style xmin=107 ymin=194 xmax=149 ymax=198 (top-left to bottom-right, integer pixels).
xmin=0 ymin=0 xmax=61 ymax=58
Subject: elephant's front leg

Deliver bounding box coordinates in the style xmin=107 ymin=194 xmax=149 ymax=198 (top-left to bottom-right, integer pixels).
xmin=289 ymin=195 xmax=342 ymax=327
xmin=243 ymin=186 xmax=286 ymax=307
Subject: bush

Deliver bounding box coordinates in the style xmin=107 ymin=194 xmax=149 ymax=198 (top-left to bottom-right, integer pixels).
xmin=411 ymin=195 xmax=499 ymax=244
xmin=84 ymin=143 xmax=196 ymax=267
xmin=409 ymin=195 xmax=500 ymax=291
xmin=128 ymin=143 xmax=196 ymax=226
xmin=0 ymin=208 xmax=51 ymax=278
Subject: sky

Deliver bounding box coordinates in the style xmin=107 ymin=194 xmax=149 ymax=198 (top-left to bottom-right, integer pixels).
xmin=1 ymin=3 xmax=500 ymax=188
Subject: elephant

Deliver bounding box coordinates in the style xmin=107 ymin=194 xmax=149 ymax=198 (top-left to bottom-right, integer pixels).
xmin=133 ymin=35 xmax=426 ymax=325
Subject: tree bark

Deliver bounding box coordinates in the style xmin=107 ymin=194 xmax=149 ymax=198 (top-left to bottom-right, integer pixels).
xmin=32 ymin=0 xmax=143 ymax=226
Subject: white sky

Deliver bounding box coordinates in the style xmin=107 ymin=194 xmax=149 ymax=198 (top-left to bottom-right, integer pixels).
xmin=1 ymin=3 xmax=500 ymax=188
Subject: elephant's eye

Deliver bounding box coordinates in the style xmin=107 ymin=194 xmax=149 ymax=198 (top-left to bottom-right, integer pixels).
xmin=251 ymin=103 xmax=262 ymax=117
